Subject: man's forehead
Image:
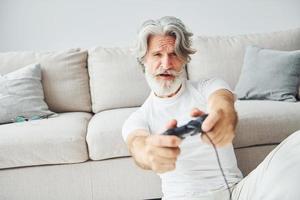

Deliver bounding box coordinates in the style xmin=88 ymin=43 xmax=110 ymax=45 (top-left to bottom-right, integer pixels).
xmin=148 ymin=35 xmax=176 ymax=52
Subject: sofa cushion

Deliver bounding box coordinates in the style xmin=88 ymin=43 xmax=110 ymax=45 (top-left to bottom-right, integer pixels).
xmin=0 ymin=49 xmax=92 ymax=113
xmin=188 ymin=28 xmax=300 ymax=90
xmin=235 ymin=46 xmax=300 ymax=102
xmin=0 ymin=158 xmax=162 ymax=200
xmin=86 ymin=108 xmax=136 ymax=160
xmin=86 ymin=101 xmax=300 ymax=161
xmin=88 ymin=47 xmax=150 ymax=113
xmin=0 ymin=63 xmax=54 ymax=124
xmin=235 ymin=145 xmax=277 ymax=176
xmin=0 ymin=112 xmax=92 ymax=169
xmin=234 ymin=100 xmax=300 ymax=148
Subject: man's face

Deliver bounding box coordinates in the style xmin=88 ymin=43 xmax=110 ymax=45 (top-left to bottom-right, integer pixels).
xmin=143 ymin=35 xmax=186 ymax=97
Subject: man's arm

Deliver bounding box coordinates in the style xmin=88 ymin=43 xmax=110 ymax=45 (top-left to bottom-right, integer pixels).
xmin=126 ymin=130 xmax=151 ymax=170
xmin=125 ymin=121 xmax=182 ymax=173
xmin=204 ymin=89 xmax=237 ymax=146
xmin=191 ymin=89 xmax=238 ymax=147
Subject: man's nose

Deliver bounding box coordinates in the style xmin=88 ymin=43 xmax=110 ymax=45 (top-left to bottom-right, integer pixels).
xmin=161 ymin=55 xmax=172 ymax=70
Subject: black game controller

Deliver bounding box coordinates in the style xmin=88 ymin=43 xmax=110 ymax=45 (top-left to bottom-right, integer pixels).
xmin=162 ymin=114 xmax=208 ymax=139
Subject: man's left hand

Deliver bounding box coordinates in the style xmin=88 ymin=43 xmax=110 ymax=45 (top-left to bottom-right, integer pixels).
xmin=190 ymin=89 xmax=238 ymax=147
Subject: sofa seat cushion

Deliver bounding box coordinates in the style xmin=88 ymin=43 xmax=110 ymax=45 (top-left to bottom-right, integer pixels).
xmin=86 ymin=108 xmax=136 ymax=160
xmin=0 ymin=112 xmax=92 ymax=169
xmin=234 ymin=100 xmax=300 ymax=148
xmin=86 ymin=101 xmax=300 ymax=161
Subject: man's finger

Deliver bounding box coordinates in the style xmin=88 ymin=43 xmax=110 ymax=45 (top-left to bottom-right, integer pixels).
xmin=165 ymin=119 xmax=177 ymax=130
xmin=147 ymin=135 xmax=181 ymax=147
xmin=201 ymin=130 xmax=234 ymax=147
xmin=152 ymin=163 xmax=176 ymax=173
xmin=201 ymin=133 xmax=210 ymax=145
xmin=202 ymin=111 xmax=221 ymax=132
xmin=190 ymin=107 xmax=206 ymax=117
xmin=158 ymin=119 xmax=177 ymax=134
xmin=201 ymin=132 xmax=220 ymax=146
xmin=148 ymin=153 xmax=178 ymax=165
xmin=215 ymin=133 xmax=235 ymax=147
xmin=211 ymin=132 xmax=226 ymax=147
xmin=152 ymin=147 xmax=181 ymax=160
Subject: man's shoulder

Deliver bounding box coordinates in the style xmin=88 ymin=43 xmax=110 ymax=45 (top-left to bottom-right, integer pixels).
xmin=186 ymin=79 xmax=209 ymax=90
xmin=186 ymin=78 xmax=211 ymax=84
xmin=135 ymin=93 xmax=153 ymax=113
xmin=143 ymin=92 xmax=154 ymax=105
xmin=186 ymin=78 xmax=223 ymax=89
xmin=186 ymin=80 xmax=198 ymax=88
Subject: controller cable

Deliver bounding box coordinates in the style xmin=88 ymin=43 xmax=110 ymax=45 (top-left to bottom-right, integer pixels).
xmin=163 ymin=115 xmax=233 ymax=200
xmin=203 ymin=132 xmax=232 ymax=200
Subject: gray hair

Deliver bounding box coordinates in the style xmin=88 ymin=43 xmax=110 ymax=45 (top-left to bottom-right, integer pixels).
xmin=136 ymin=16 xmax=196 ymax=70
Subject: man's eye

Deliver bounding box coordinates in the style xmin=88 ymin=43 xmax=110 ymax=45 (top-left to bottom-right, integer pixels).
xmin=153 ymin=53 xmax=161 ymax=57
xmin=170 ymin=53 xmax=177 ymax=57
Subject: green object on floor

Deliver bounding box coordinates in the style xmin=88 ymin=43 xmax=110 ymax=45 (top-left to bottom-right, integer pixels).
xmin=15 ymin=115 xmax=43 ymax=123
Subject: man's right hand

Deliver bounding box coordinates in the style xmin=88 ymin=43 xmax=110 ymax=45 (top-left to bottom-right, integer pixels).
xmin=127 ymin=119 xmax=182 ymax=173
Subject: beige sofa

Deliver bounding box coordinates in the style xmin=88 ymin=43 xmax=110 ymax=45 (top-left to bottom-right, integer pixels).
xmin=0 ymin=28 xmax=300 ymax=200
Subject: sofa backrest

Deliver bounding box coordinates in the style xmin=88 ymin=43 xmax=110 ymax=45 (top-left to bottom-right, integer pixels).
xmin=88 ymin=47 xmax=150 ymax=113
xmin=188 ymin=27 xmax=300 ymax=89
xmin=87 ymin=28 xmax=300 ymax=113
xmin=2 ymin=28 xmax=299 ymax=114
xmin=0 ymin=49 xmax=92 ymax=113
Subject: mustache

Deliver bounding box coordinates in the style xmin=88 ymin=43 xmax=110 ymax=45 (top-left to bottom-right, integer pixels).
xmin=153 ymin=67 xmax=184 ymax=77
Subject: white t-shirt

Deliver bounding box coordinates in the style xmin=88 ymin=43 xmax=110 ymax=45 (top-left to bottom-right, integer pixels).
xmin=122 ymin=79 xmax=243 ymax=199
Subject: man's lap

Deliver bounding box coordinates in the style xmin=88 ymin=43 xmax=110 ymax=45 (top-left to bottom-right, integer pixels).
xmin=232 ymin=130 xmax=300 ymax=200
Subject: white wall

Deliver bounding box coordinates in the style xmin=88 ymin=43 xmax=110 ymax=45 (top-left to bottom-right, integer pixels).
xmin=0 ymin=0 xmax=300 ymax=51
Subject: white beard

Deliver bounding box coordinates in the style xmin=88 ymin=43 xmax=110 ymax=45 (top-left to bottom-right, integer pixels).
xmin=145 ymin=66 xmax=186 ymax=97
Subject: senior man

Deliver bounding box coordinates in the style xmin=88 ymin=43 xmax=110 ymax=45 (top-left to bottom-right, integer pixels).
xmin=122 ymin=16 xmax=300 ymax=200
